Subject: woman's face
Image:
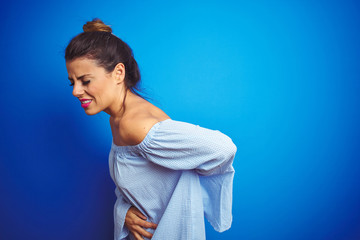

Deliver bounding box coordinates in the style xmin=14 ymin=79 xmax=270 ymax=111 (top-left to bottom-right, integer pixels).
xmin=66 ymin=57 xmax=124 ymax=115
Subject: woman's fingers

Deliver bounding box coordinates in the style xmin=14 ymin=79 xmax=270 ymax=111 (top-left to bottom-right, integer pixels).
xmin=133 ymin=207 xmax=147 ymax=220
xmin=135 ymin=225 xmax=154 ymax=239
xmin=132 ymin=231 xmax=144 ymax=240
xmin=138 ymin=219 xmax=157 ymax=229
xmin=128 ymin=207 xmax=157 ymax=229
xmin=125 ymin=206 xmax=157 ymax=239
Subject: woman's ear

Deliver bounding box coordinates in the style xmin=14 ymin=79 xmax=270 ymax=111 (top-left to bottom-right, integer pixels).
xmin=112 ymin=63 xmax=125 ymax=84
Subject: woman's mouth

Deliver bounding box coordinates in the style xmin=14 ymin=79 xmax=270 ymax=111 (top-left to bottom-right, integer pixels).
xmin=80 ymin=99 xmax=92 ymax=108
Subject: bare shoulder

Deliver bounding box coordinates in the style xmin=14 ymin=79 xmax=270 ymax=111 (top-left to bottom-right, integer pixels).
xmin=119 ymin=117 xmax=161 ymax=146
xmin=118 ymin=100 xmax=170 ymax=146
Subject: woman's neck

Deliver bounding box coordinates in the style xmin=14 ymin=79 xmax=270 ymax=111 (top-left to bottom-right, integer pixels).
xmin=108 ymin=90 xmax=142 ymax=121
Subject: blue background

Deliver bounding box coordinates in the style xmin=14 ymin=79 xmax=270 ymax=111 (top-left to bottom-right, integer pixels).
xmin=1 ymin=0 xmax=360 ymax=239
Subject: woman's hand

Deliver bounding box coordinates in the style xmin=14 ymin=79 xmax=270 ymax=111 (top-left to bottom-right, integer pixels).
xmin=125 ymin=206 xmax=157 ymax=240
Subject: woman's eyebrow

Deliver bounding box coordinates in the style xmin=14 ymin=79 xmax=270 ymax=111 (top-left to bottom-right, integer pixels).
xmin=68 ymin=74 xmax=91 ymax=81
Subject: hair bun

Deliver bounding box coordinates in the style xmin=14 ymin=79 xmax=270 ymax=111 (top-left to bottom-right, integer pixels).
xmin=83 ymin=18 xmax=112 ymax=33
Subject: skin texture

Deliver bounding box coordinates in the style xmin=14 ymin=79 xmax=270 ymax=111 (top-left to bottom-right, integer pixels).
xmin=66 ymin=57 xmax=126 ymax=116
xmin=66 ymin=58 xmax=169 ymax=239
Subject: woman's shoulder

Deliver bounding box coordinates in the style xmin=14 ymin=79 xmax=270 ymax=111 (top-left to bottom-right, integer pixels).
xmin=118 ymin=101 xmax=170 ymax=146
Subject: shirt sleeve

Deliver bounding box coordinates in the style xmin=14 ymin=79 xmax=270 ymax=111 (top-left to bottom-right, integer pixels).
xmin=114 ymin=188 xmax=132 ymax=240
xmin=137 ymin=120 xmax=237 ymax=176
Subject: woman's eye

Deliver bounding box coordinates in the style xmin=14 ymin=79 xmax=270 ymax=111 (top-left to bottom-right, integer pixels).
xmin=69 ymin=82 xmax=74 ymax=86
xmin=83 ymin=80 xmax=90 ymax=85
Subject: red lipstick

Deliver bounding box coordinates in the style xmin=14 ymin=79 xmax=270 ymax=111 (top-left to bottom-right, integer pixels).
xmin=80 ymin=99 xmax=92 ymax=108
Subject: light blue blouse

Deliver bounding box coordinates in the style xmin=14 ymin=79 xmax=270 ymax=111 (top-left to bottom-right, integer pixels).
xmin=108 ymin=119 xmax=236 ymax=240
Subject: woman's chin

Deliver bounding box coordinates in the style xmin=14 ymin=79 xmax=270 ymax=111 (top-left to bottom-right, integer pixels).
xmin=84 ymin=108 xmax=100 ymax=115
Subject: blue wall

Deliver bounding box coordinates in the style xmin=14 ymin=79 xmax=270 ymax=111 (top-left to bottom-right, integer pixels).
xmin=1 ymin=0 xmax=360 ymax=239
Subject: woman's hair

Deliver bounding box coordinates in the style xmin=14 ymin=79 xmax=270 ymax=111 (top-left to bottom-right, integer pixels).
xmin=65 ymin=19 xmax=141 ymax=95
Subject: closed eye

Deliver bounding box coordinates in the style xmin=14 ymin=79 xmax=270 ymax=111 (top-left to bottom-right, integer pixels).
xmin=68 ymin=80 xmax=89 ymax=86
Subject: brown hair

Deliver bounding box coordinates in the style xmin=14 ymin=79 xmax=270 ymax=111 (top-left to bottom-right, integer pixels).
xmin=65 ymin=18 xmax=141 ymax=96
xmin=82 ymin=19 xmax=112 ymax=33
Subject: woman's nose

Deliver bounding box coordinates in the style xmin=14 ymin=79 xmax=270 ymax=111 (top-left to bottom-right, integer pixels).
xmin=72 ymin=83 xmax=84 ymax=97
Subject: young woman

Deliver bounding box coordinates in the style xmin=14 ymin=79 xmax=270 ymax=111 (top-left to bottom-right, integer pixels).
xmin=65 ymin=19 xmax=236 ymax=240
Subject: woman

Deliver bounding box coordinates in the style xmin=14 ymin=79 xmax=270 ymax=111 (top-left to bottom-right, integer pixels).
xmin=65 ymin=19 xmax=236 ymax=240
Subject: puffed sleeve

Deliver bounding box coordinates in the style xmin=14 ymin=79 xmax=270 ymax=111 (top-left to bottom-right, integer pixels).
xmin=137 ymin=120 xmax=237 ymax=176
xmin=114 ymin=188 xmax=132 ymax=240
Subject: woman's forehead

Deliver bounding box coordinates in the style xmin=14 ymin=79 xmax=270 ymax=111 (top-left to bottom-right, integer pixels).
xmin=66 ymin=58 xmax=100 ymax=76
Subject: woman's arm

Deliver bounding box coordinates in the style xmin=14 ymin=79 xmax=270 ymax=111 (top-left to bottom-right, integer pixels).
xmin=118 ymin=118 xmax=236 ymax=234
xmin=119 ymin=116 xmax=236 ymax=175
xmin=137 ymin=120 xmax=237 ymax=175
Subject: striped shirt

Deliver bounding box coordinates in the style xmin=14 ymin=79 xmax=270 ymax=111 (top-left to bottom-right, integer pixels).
xmin=109 ymin=119 xmax=236 ymax=239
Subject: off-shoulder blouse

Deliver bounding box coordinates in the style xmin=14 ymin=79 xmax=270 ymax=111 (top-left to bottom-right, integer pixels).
xmin=108 ymin=119 xmax=236 ymax=240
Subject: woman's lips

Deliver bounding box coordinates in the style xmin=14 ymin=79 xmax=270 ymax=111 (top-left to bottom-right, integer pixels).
xmin=80 ymin=99 xmax=92 ymax=108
